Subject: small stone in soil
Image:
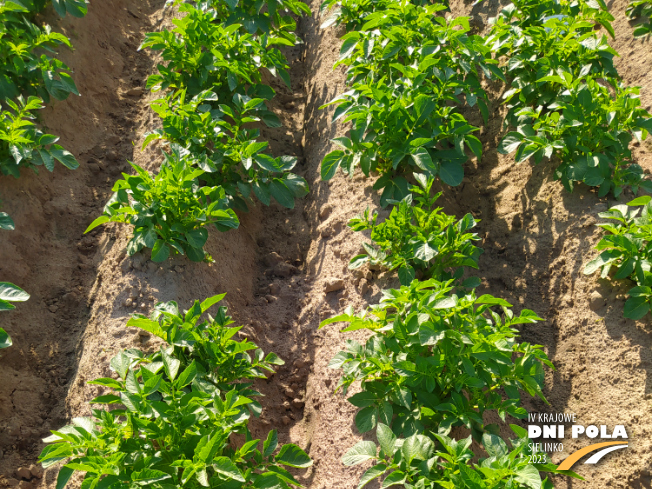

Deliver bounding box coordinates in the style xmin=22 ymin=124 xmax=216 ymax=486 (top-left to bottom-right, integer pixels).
xmin=359 ymin=279 xmax=370 ymax=296
xmin=589 ymin=291 xmax=604 ymax=310
xmin=282 ymin=416 xmax=291 ymax=425
xmin=126 ymin=87 xmax=144 ymax=97
xmin=319 ymin=205 xmax=332 ymax=220
xmin=16 ymin=468 xmax=31 ymax=480
xmin=28 ymin=466 xmax=43 ymax=479
xmin=271 ymin=262 xmax=298 ymax=278
xmin=269 ymin=283 xmax=281 ymax=295
xmin=264 ymin=252 xmax=284 ymax=267
xmin=324 ymin=277 xmax=345 ymax=293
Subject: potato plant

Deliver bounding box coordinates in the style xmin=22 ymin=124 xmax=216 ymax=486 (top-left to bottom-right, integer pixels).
xmin=39 ymin=295 xmax=312 ymax=489
xmin=0 ymin=1 xmax=80 ymax=103
xmin=627 ymin=0 xmax=652 ymax=37
xmin=144 ymin=91 xmax=308 ymax=211
xmin=0 ymin=0 xmax=82 ymax=180
xmin=192 ymin=0 xmax=310 ymax=41
xmin=584 ymin=196 xmax=652 ymax=319
xmin=85 ymin=148 xmax=239 ymax=263
xmin=95 ymin=0 xmax=310 ymax=261
xmin=348 ymin=177 xmax=481 ymax=286
xmin=140 ymin=4 xmax=309 ymax=210
xmin=141 ymin=5 xmax=292 ymax=104
xmin=1 ymin=96 xmax=79 ymax=177
xmin=320 ymin=1 xmax=497 ymax=205
xmin=320 ymin=0 xmax=445 ymax=31
xmin=0 ymin=281 xmax=30 ymax=350
xmin=344 ymin=426 xmax=564 ymax=489
xmin=320 ymin=275 xmax=578 ymax=486
xmin=321 ymin=279 xmax=550 ymax=438
xmin=488 ymin=0 xmax=652 ymax=196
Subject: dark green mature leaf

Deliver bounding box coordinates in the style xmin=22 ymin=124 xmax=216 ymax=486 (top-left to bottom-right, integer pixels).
xmin=0 ymin=213 xmax=15 ymax=231
xmin=213 ymin=457 xmax=245 ymax=482
xmin=322 ymin=150 xmax=344 ymax=180
xmin=269 ymin=180 xmax=295 ymax=209
xmin=342 ymin=441 xmax=377 ymax=466
xmin=0 ymin=328 xmax=12 ymax=349
xmin=185 ymin=229 xmax=208 ymax=249
xmin=276 ymin=444 xmax=312 ymax=468
xmin=439 ymin=161 xmax=464 ymax=186
xmin=355 ymin=406 xmax=378 ymax=433
xmin=151 ymin=240 xmax=170 ymax=262
xmin=624 ymin=296 xmax=650 ymax=320
xmin=50 ymin=146 xmax=79 ymax=170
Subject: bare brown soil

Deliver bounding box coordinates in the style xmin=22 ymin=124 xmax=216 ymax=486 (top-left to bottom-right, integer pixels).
xmin=1 ymin=0 xmax=652 ymax=488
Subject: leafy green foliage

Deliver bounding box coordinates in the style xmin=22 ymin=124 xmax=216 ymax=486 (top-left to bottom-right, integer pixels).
xmin=319 ymin=0 xmax=567 ymax=486
xmin=0 ymin=281 xmax=30 ymax=350
xmin=488 ymin=0 xmax=652 ymax=196
xmin=0 ymin=0 xmax=82 ymax=182
xmin=627 ymin=0 xmax=652 ymax=37
xmin=141 ymin=6 xmax=292 ymax=103
xmin=1 ymin=208 xmax=29 ymax=351
xmin=0 ymin=1 xmax=80 ymax=102
xmin=39 ymin=295 xmax=312 ymax=488
xmin=344 ymin=425 xmax=571 ymax=489
xmin=1 ymin=96 xmax=79 ymax=177
xmin=50 ymin=0 xmax=89 ymax=18
xmin=320 ymin=2 xmax=496 ymax=204
xmin=188 ymin=0 xmax=310 ymax=40
xmin=93 ymin=0 xmax=310 ymax=261
xmin=320 ymin=279 xmax=550 ymax=438
xmin=319 ymin=0 xmax=440 ymax=30
xmin=139 ymin=4 xmax=309 ymax=210
xmin=145 ymin=91 xmax=308 ymax=211
xmin=584 ymin=196 xmax=652 ymax=319
xmin=0 ymin=210 xmax=14 ymax=230
xmin=85 ymin=148 xmax=239 ymax=263
xmin=348 ymin=177 xmax=481 ymax=286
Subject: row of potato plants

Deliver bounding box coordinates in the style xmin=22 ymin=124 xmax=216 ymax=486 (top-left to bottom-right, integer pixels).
xmin=319 ymin=0 xmax=652 ymax=201
xmin=0 ymin=0 xmax=84 ymax=178
xmin=489 ymin=0 xmax=652 ymax=197
xmin=33 ymin=1 xmax=317 ymax=485
xmin=85 ymin=0 xmax=311 ymax=263
xmin=317 ymin=0 xmax=582 ymax=487
xmin=1 ymin=0 xmax=87 ymax=352
xmin=319 ymin=0 xmax=495 ymax=207
xmin=321 ymin=179 xmax=577 ymax=488
xmin=38 ymin=294 xmax=313 ymax=488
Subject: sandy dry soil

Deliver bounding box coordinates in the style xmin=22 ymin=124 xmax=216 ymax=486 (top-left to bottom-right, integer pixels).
xmin=1 ymin=0 xmax=652 ymax=488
